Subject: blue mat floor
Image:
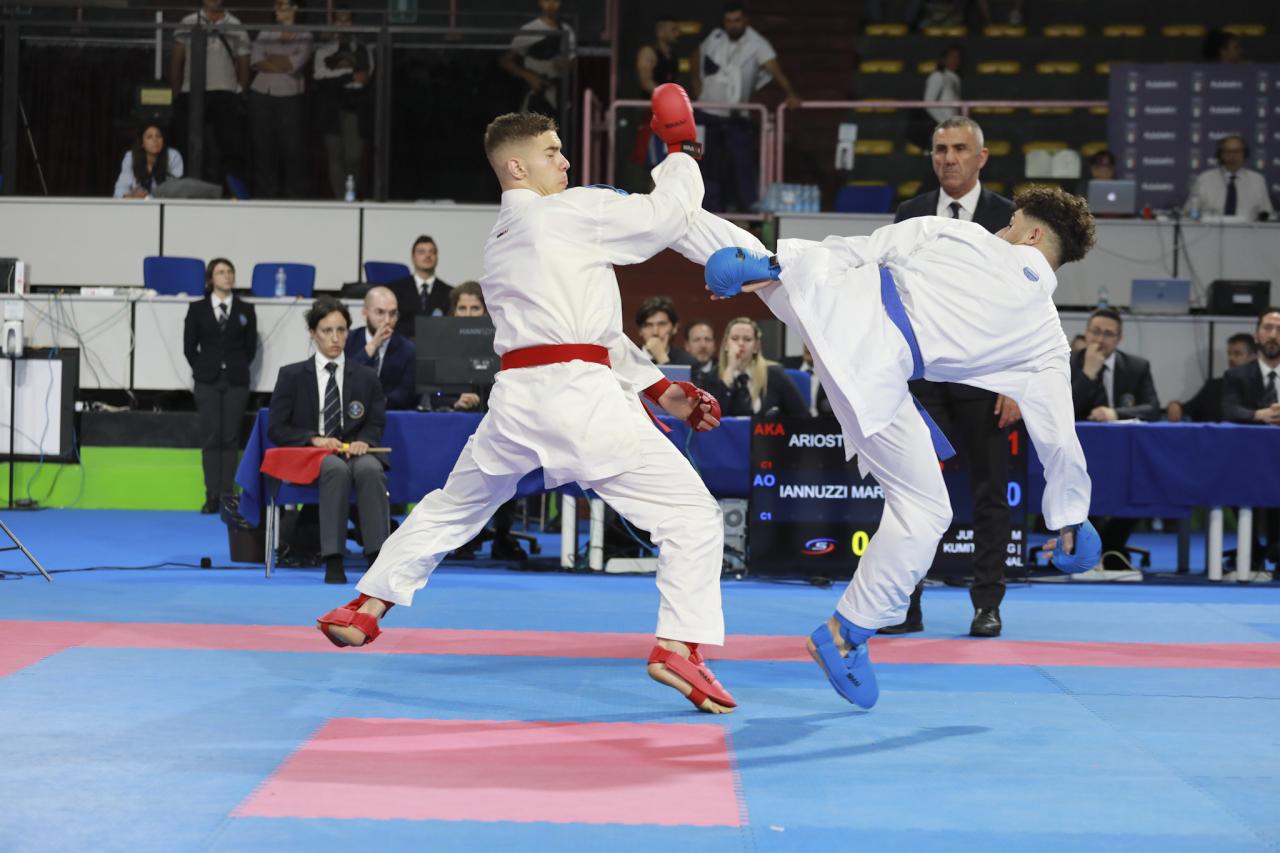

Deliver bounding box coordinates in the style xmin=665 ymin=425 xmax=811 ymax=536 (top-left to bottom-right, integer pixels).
xmin=1 ymin=510 xmax=1278 ymax=852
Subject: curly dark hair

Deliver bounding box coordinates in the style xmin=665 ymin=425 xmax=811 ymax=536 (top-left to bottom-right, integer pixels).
xmin=484 ymin=112 xmax=558 ymax=158
xmin=1013 ymin=186 xmax=1096 ymax=266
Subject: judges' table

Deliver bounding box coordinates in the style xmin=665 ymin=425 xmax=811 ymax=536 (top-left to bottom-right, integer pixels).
xmin=234 ymin=410 xmax=752 ymax=525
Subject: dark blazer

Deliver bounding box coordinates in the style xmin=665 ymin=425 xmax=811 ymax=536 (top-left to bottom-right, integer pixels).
xmin=268 ymin=358 xmax=386 ymax=456
xmin=183 ymin=293 xmax=258 ymax=386
xmin=386 ymin=275 xmax=453 ymax=340
xmin=346 ymin=327 xmax=418 ymax=410
xmin=1070 ymin=349 xmax=1160 ymax=421
xmin=1222 ymin=361 xmax=1278 ymax=423
xmin=1179 ymin=376 xmax=1224 ymax=422
xmin=894 ymin=185 xmax=1016 ymax=234
xmin=717 ymin=363 xmax=809 ymax=418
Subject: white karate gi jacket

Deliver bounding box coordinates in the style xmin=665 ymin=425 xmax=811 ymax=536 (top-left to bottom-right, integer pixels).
xmin=475 ymin=152 xmax=703 ymax=488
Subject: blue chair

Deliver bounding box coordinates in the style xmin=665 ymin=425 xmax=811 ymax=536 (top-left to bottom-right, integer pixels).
xmin=834 ymin=184 xmax=894 ymax=214
xmin=143 ymin=256 xmax=206 ymax=296
xmin=785 ymin=367 xmax=812 ymax=409
xmin=251 ymin=263 xmax=316 ymax=298
xmin=363 ymin=261 xmax=411 ymax=284
xmin=226 ymin=174 xmax=251 ymax=200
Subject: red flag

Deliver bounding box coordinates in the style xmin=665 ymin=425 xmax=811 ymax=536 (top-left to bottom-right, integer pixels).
xmin=260 ymin=447 xmax=334 ymax=485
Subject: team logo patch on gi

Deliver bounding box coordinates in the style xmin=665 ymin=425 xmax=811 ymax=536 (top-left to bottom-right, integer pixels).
xmin=347 ymin=401 xmax=365 ymax=419
xmin=1023 ymin=266 xmax=1040 ymax=282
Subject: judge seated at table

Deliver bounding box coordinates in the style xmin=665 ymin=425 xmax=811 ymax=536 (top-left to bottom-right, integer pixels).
xmin=345 ymin=285 xmax=417 ymax=410
xmin=268 ymin=296 xmax=389 ymax=585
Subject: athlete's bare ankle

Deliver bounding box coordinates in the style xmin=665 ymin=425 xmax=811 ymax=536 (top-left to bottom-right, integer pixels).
xmin=358 ymin=598 xmax=388 ymax=619
xmin=655 ymin=637 xmax=691 ymax=658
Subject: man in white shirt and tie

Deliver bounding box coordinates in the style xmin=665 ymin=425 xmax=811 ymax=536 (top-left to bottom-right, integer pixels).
xmin=1185 ymin=135 xmax=1275 ymax=221
xmin=388 ymin=235 xmax=453 ymax=341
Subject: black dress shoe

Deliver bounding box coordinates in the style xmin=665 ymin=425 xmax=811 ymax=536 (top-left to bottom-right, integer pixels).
xmin=490 ymin=536 xmax=529 ymax=561
xmin=969 ymin=607 xmax=1002 ymax=637
xmin=323 ymin=555 xmax=348 ymax=585
xmin=878 ymin=618 xmax=924 ymax=635
xmin=200 ymin=497 xmax=219 ymax=514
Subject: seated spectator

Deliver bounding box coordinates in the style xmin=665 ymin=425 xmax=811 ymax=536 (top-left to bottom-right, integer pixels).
xmin=715 ymin=317 xmax=807 ymax=417
xmin=1167 ymin=333 xmax=1256 ymax=422
xmin=249 ymin=0 xmax=312 ymax=198
xmin=387 ymin=235 xmax=452 ymax=340
xmin=1185 ymin=135 xmax=1274 ymax=221
xmin=346 ymin=286 xmax=416 ymax=410
xmin=114 ymin=124 xmax=184 ymax=198
xmin=1203 ymin=28 xmax=1244 ymax=63
xmin=313 ymin=5 xmax=373 ymax=200
xmin=268 ymin=296 xmax=388 ymax=584
xmin=448 ymin=280 xmax=486 ymax=317
xmin=1070 ymin=308 xmax=1159 ymax=422
xmin=1070 ymin=333 xmax=1087 ymax=354
xmin=636 ymin=296 xmax=699 ymax=367
xmin=1088 ymin=150 xmax=1116 ymax=181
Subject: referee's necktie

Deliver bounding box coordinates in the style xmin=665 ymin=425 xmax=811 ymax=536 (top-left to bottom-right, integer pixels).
xmin=323 ymin=362 xmax=341 ymax=437
xmin=948 ymin=201 xmax=962 ymax=219
xmin=1265 ymin=370 xmax=1278 ymax=407
xmin=217 ymin=302 xmax=229 ymax=330
xmin=1224 ymin=174 xmax=1238 ymax=216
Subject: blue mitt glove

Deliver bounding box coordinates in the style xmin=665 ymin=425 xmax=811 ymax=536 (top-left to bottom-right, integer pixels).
xmin=1052 ymin=519 xmax=1101 ymax=574
xmin=705 ymin=247 xmax=780 ymax=298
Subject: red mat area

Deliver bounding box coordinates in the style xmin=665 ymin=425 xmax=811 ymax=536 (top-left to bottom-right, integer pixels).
xmin=235 ymin=718 xmax=743 ymax=826
xmin=2 ymin=619 xmax=1279 ymax=676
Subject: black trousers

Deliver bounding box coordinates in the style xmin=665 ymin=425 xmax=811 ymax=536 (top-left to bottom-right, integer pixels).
xmin=250 ymin=92 xmax=307 ymax=199
xmin=193 ymin=375 xmax=250 ymax=502
xmin=173 ymin=91 xmax=247 ymax=187
xmin=912 ymin=380 xmax=1011 ymax=610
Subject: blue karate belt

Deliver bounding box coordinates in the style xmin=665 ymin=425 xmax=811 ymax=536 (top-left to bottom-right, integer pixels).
xmin=879 ymin=266 xmax=956 ymax=461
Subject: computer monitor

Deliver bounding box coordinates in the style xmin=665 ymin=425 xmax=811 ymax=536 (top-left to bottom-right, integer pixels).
xmin=1208 ymin=280 xmax=1271 ymax=316
xmin=1129 ymin=279 xmax=1191 ymax=315
xmin=415 ymin=316 xmax=498 ymax=390
xmin=1086 ymin=179 xmax=1137 ymax=215
xmin=658 ymin=364 xmax=692 ymax=383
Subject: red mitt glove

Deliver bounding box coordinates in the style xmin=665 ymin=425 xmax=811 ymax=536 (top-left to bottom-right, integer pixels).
xmin=650 ymin=82 xmax=702 ymax=160
xmin=676 ymin=380 xmax=721 ymax=431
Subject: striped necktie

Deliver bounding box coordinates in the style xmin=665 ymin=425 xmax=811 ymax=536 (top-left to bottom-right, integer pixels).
xmin=323 ymin=363 xmax=341 ymax=437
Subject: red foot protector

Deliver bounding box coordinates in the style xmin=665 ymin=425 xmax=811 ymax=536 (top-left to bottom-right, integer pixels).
xmin=261 ymin=446 xmax=334 ymax=485
xmin=316 ymin=594 xmax=394 ymax=648
xmin=648 ymin=643 xmax=737 ymax=711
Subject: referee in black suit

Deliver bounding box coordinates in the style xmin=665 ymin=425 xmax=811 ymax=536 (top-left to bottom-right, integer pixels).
xmin=183 ymin=258 xmax=257 ymax=514
xmin=881 ymin=116 xmax=1018 ymax=638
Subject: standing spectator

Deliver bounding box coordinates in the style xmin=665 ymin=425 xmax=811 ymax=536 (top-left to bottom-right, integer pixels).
xmin=1072 ymin=307 xmax=1159 ymax=570
xmin=114 ymin=124 xmax=184 ymax=199
xmin=184 ymin=258 xmax=257 ymax=514
xmin=691 ymin=2 xmax=801 ymax=212
xmin=313 ymin=5 xmax=373 ymax=200
xmin=1167 ymin=333 xmax=1256 ymax=422
xmin=1185 ymin=135 xmax=1274 ymax=221
xmin=268 ymin=297 xmax=388 ymax=584
xmin=346 ymin=286 xmax=416 ymax=410
xmin=715 ymin=317 xmax=807 ymax=417
xmin=170 ymin=0 xmax=251 ymax=187
xmin=636 ymin=296 xmax=699 ymax=367
xmin=386 ymin=235 xmax=453 ymax=341
xmin=885 ymin=114 xmax=1018 ymax=638
xmin=249 ymin=0 xmax=312 ymax=198
xmin=923 ymin=45 xmax=962 ymax=124
xmin=500 ymin=0 xmax=576 ymax=118
xmin=634 ymin=16 xmax=682 ymax=169
xmin=1089 ymin=149 xmax=1116 ymax=181
xmin=448 ymin=281 xmax=487 ymax=318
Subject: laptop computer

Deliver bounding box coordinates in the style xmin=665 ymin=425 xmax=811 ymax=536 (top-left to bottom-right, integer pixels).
xmin=1087 ymin=179 xmax=1137 ymax=215
xmin=1130 ymin=279 xmax=1191 ymax=315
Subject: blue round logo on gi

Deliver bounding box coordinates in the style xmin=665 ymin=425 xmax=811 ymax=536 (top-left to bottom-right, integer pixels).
xmin=347 ymin=401 xmax=365 ymax=419
xmin=1023 ymin=266 xmax=1040 ymax=282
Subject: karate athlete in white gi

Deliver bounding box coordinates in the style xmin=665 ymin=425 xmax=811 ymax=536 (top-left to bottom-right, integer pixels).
xmin=683 ymin=185 xmax=1103 ymax=708
xmin=316 ymin=86 xmax=741 ymax=714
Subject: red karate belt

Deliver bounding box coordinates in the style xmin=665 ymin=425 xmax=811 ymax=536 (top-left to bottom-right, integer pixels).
xmin=260 ymin=446 xmax=335 ymax=485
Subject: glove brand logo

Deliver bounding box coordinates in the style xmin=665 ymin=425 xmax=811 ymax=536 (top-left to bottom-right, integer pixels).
xmin=802 ymin=538 xmax=837 ymax=555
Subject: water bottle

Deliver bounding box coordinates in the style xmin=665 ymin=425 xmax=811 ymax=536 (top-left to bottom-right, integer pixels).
xmin=1096 ymin=284 xmax=1110 ymax=309
xmin=344 ymin=174 xmax=356 ymax=203
xmin=274 ymin=267 xmax=287 ymax=298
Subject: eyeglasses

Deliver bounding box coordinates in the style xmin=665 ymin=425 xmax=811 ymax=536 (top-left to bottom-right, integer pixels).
xmin=1086 ymin=327 xmax=1120 ymax=340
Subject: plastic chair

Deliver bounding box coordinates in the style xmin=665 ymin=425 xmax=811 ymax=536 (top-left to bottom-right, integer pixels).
xmin=363 ymin=261 xmax=411 ymax=284
xmin=143 ymin=256 xmax=206 ymax=296
xmin=784 ymin=368 xmax=812 ymax=409
xmin=835 ymin=184 xmax=894 ymax=214
xmin=251 ymin=263 xmax=316 ymax=298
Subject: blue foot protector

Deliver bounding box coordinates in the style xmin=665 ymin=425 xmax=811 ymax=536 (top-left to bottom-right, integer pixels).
xmin=1052 ymin=519 xmax=1102 ymax=574
xmin=808 ymin=612 xmax=879 ymax=709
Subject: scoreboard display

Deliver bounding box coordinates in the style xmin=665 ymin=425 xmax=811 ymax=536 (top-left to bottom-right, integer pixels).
xmin=748 ymin=416 xmax=1028 ymax=578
